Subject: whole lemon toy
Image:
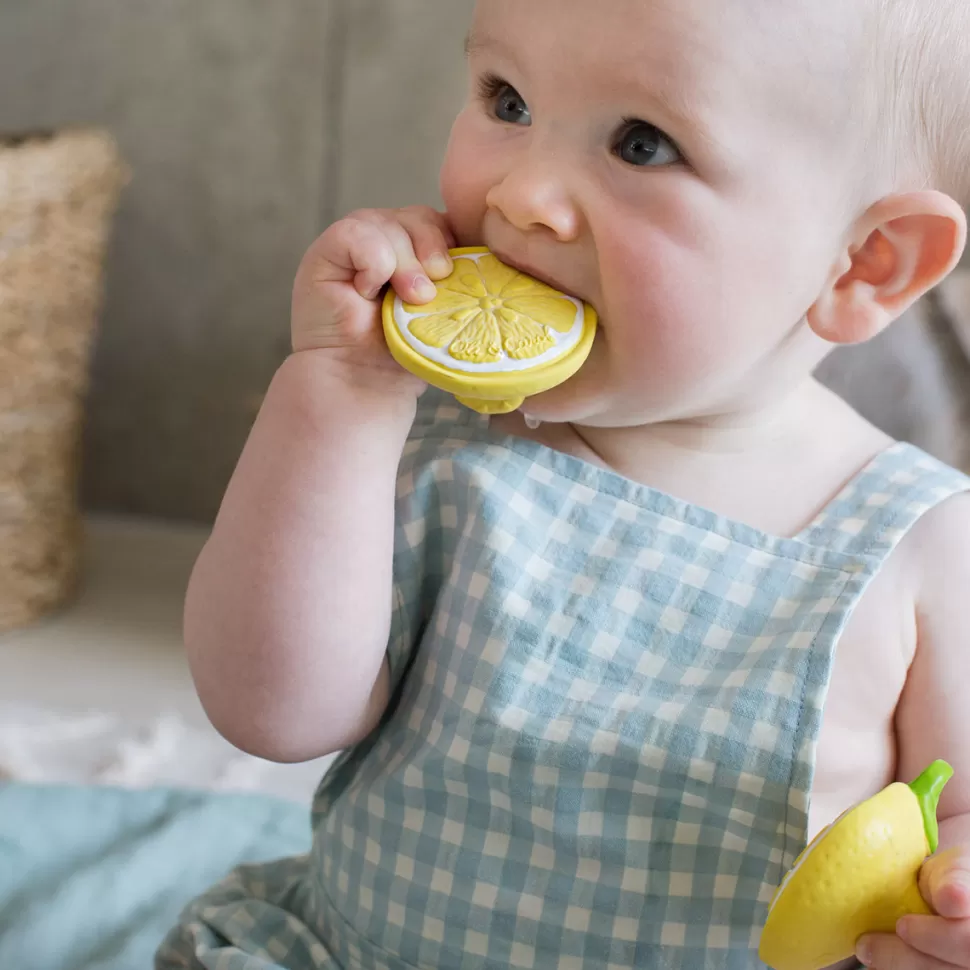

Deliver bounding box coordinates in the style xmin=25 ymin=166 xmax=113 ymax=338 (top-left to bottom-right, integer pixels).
xmin=759 ymin=760 xmax=954 ymax=970
xmin=382 ymin=247 xmax=597 ymax=414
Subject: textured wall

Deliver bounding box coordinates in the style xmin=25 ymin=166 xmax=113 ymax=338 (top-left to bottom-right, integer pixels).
xmin=0 ymin=0 xmax=474 ymax=522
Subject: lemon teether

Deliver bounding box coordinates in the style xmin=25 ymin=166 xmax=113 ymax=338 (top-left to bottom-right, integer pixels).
xmin=381 ymin=246 xmax=597 ymax=414
xmin=759 ymin=760 xmax=953 ymax=970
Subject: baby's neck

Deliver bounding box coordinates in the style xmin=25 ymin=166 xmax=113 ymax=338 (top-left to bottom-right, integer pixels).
xmin=578 ymin=379 xmax=832 ymax=459
xmin=502 ymin=379 xmax=892 ymax=537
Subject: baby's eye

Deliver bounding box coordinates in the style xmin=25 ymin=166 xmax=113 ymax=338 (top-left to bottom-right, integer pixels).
xmin=613 ymin=120 xmax=682 ymax=167
xmin=478 ymin=74 xmax=532 ymax=126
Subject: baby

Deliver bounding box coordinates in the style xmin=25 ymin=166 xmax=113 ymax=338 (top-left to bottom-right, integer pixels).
xmin=156 ymin=0 xmax=970 ymax=968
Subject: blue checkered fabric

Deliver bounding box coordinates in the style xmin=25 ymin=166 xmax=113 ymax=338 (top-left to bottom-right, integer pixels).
xmin=157 ymin=391 xmax=969 ymax=970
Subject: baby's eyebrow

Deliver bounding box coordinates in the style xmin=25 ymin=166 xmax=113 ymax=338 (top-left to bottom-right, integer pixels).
xmin=463 ymin=28 xmax=514 ymax=62
xmin=642 ymin=83 xmax=717 ymax=147
xmin=464 ymin=27 xmax=527 ymax=78
xmin=463 ymin=29 xmax=484 ymax=58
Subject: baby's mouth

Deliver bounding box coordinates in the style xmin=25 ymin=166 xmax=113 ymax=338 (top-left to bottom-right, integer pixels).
xmin=487 ymin=246 xmax=581 ymax=301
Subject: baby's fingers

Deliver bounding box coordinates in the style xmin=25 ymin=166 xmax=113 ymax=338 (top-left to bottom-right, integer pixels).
xmin=895 ymin=914 xmax=970 ymax=968
xmin=921 ymin=848 xmax=970 ymax=921
xmin=375 ymin=215 xmax=440 ymax=304
xmin=344 ymin=209 xmax=442 ymax=306
xmin=857 ymin=921 xmax=970 ymax=969
xmin=396 ymin=206 xmax=457 ymax=280
xmin=308 ymin=217 xmax=399 ymax=301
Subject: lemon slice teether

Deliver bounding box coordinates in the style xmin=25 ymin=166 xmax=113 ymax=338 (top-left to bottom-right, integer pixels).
xmin=759 ymin=760 xmax=953 ymax=970
xmin=381 ymin=247 xmax=597 ymax=414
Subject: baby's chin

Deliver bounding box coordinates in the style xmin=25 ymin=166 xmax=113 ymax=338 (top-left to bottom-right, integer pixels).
xmin=520 ymin=379 xmax=638 ymax=429
xmin=518 ymin=338 xmax=616 ymax=424
xmin=520 ymin=366 xmax=696 ymax=430
xmin=519 ymin=372 xmax=602 ymax=425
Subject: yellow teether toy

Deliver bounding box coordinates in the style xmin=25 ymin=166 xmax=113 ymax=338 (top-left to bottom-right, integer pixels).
xmin=759 ymin=760 xmax=953 ymax=970
xmin=381 ymin=246 xmax=597 ymax=414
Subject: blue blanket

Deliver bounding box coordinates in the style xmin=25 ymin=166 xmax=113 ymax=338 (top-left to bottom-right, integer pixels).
xmin=0 ymin=783 xmax=312 ymax=970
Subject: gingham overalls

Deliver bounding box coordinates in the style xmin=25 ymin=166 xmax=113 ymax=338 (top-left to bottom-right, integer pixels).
xmin=157 ymin=391 xmax=970 ymax=970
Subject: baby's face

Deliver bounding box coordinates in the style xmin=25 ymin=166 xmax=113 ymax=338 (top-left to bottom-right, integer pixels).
xmin=441 ymin=0 xmax=862 ymax=425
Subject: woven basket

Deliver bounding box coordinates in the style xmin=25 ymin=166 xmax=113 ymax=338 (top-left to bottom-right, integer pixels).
xmin=0 ymin=129 xmax=128 ymax=632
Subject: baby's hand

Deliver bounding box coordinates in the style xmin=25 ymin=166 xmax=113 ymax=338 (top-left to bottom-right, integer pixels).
xmin=857 ymin=846 xmax=970 ymax=968
xmin=290 ymin=205 xmax=456 ymax=390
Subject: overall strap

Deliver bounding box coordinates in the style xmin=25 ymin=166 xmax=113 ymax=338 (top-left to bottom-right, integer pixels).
xmin=798 ymin=442 xmax=970 ymax=562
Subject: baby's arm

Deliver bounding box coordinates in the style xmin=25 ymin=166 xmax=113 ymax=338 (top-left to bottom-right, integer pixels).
xmin=895 ymin=492 xmax=970 ymax=851
xmin=183 ymin=207 xmax=455 ymax=763
xmin=856 ymin=493 xmax=970 ymax=965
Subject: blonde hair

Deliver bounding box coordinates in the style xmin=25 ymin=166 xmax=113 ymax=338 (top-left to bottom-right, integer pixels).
xmin=868 ymin=0 xmax=970 ymax=207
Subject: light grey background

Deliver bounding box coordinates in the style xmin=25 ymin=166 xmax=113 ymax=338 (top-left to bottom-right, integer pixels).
xmin=0 ymin=1 xmax=965 ymax=521
xmin=0 ymin=0 xmax=473 ymax=522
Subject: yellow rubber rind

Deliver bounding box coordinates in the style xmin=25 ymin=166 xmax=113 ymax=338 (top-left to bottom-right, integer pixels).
xmin=381 ymin=246 xmax=597 ymax=415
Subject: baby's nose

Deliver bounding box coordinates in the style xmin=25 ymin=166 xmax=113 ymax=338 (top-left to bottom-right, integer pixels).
xmin=485 ymin=160 xmax=581 ymax=242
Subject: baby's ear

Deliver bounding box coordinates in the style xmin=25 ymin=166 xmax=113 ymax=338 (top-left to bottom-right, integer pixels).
xmin=808 ymin=191 xmax=967 ymax=345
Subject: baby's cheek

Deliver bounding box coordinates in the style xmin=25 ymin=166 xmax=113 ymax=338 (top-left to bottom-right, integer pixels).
xmin=439 ymin=117 xmax=491 ymax=244
xmin=602 ymin=239 xmax=734 ymax=379
xmin=439 ymin=178 xmax=480 ymax=246
xmin=633 ymin=303 xmax=727 ymax=387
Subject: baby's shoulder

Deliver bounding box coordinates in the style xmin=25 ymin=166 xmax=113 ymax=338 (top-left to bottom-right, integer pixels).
xmin=904 ymin=490 xmax=970 ymax=589
xmin=876 ymin=490 xmax=970 ymax=657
